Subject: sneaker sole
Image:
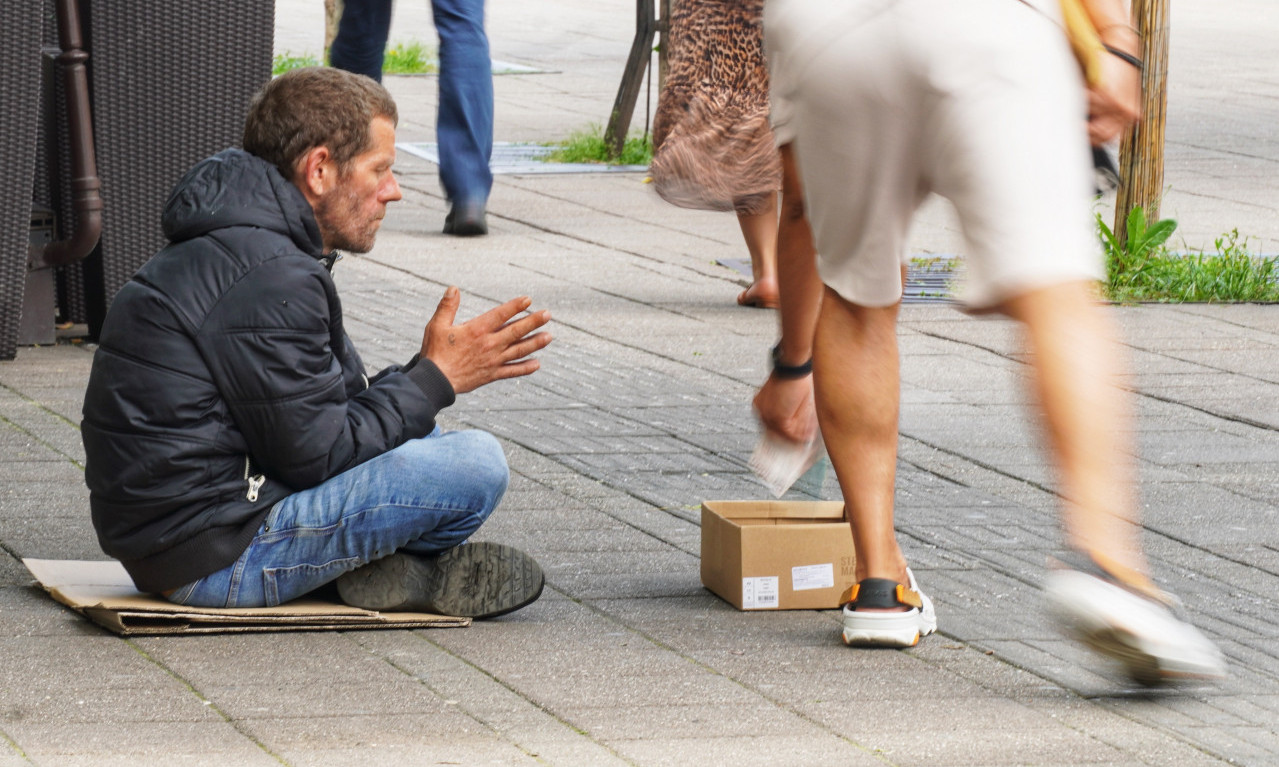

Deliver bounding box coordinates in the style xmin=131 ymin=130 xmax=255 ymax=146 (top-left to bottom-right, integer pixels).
xmin=337 ymin=542 xmax=544 ymax=619
xmin=1045 ymin=569 xmax=1225 ymax=685
xmin=1076 ymin=625 xmax=1164 ymax=686
xmin=841 ymin=610 xmax=935 ymax=648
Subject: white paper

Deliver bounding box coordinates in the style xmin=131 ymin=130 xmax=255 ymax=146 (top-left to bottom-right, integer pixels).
xmin=750 ymin=431 xmax=824 ymax=498
xmin=791 ymin=563 xmax=835 ymax=592
xmin=741 ymin=576 xmax=780 ymax=609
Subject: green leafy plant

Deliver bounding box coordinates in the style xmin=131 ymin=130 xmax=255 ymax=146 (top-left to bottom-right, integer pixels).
xmin=272 ymin=51 xmax=322 ymax=75
xmin=1100 ymin=206 xmax=1178 ymax=298
xmin=383 ymin=41 xmax=437 ymax=75
xmin=541 ymin=125 xmax=652 ymax=166
xmin=1101 ymin=207 xmax=1279 ymax=303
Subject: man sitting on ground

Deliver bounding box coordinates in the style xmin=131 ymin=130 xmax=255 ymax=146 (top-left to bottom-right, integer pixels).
xmin=81 ymin=67 xmax=550 ymax=617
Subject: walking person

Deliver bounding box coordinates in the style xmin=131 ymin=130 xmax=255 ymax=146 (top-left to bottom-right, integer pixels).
xmin=754 ymin=0 xmax=1225 ymax=684
xmin=650 ymin=0 xmax=783 ymax=309
xmin=330 ymin=0 xmax=494 ymax=235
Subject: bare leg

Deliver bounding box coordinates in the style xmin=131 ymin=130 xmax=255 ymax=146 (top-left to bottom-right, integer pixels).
xmin=736 ymin=192 xmax=780 ymax=308
xmin=998 ymin=281 xmax=1152 ymax=588
xmin=812 ymin=287 xmax=908 ymax=585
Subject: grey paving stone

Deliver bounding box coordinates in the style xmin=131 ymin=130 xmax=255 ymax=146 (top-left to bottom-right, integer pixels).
xmin=1140 ymin=482 xmax=1277 ymax=546
xmin=689 ymin=646 xmax=989 ymax=702
xmin=610 ymin=735 xmax=887 ymax=767
xmin=478 ymin=723 xmax=634 ymax=767
xmin=2 ymin=682 xmax=218 ymax=726
xmin=0 ymin=512 xmax=103 ymax=560
xmin=1029 ymin=702 xmax=1235 ymax=767
xmin=633 ymin=616 xmax=849 ymax=659
xmin=527 ymin=668 xmax=757 ymax=711
xmin=0 ymin=583 xmax=108 ymax=636
xmin=198 ymin=678 xmax=459 ymax=720
xmin=1176 ymin=726 xmax=1278 ymax=767
xmin=847 ymin=723 xmax=1141 ymax=767
xmin=476 ymin=502 xmax=623 ymax=535
xmin=0 ymin=744 xmax=25 ymax=767
xmin=19 ymin=753 xmax=276 ymax=767
xmin=562 ymin=702 xmax=832 ymax=742
xmin=6 ymin=721 xmax=279 ymax=766
xmin=548 ymin=569 xmax=706 ymax=601
xmin=0 ymin=636 xmax=176 ymax=700
xmin=131 ymin=632 xmax=430 ymax=690
xmin=0 ymin=554 xmax=31 ymax=587
xmin=979 ymin=639 xmax=1120 ymax=694
xmin=257 ymin=736 xmax=542 ymax=761
xmin=478 ymin=524 xmax=674 ymax=556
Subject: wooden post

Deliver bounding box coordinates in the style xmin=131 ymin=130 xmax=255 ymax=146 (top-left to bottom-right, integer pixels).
xmin=1113 ymin=0 xmax=1170 ymax=246
xmin=605 ymin=0 xmax=658 ymax=158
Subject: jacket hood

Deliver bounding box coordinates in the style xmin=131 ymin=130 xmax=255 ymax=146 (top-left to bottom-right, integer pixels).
xmin=161 ymin=148 xmax=324 ymax=258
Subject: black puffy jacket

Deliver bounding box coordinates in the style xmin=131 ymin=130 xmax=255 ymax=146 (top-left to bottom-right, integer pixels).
xmin=81 ymin=149 xmax=455 ymax=593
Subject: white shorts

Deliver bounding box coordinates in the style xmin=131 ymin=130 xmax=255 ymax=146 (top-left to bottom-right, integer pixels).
xmin=766 ymin=0 xmax=1102 ymax=309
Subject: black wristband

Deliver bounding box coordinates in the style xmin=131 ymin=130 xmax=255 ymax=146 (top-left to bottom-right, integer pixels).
xmin=771 ymin=343 xmax=813 ymax=379
xmin=1103 ymin=44 xmax=1143 ymax=72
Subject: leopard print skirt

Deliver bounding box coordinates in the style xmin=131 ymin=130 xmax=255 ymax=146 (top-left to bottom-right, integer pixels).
xmin=650 ymin=0 xmax=782 ymax=215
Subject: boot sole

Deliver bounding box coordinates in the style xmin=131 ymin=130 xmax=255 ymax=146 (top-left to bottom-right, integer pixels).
xmin=337 ymin=542 xmax=544 ymax=619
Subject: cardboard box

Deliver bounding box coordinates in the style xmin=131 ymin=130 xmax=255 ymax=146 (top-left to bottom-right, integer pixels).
xmin=24 ymin=559 xmax=469 ymax=636
xmin=701 ymin=500 xmax=856 ymax=610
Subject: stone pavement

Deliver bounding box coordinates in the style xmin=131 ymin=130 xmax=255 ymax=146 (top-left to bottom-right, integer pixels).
xmin=2 ymin=0 xmax=1277 ymax=765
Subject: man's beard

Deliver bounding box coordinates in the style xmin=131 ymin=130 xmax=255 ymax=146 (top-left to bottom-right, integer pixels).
xmin=315 ymin=183 xmax=381 ymax=253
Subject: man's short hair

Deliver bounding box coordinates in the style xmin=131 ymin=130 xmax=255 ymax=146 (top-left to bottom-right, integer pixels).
xmin=243 ymin=67 xmax=399 ymax=181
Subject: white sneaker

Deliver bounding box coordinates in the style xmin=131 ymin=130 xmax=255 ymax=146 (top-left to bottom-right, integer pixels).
xmin=841 ymin=568 xmax=938 ymax=648
xmin=1044 ymin=560 xmax=1226 ymax=685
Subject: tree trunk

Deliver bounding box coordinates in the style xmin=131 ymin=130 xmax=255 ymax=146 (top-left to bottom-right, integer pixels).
xmin=1114 ymin=0 xmax=1171 ymax=246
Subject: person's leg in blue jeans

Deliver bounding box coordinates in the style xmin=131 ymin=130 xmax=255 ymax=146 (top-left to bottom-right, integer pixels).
xmin=433 ymin=0 xmax=494 ymax=235
xmin=329 ymin=0 xmax=394 ymax=82
xmin=166 ymin=429 xmax=535 ymax=612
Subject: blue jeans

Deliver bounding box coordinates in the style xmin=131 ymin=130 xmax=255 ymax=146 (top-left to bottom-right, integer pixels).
xmin=167 ymin=428 xmax=508 ymax=608
xmin=329 ymin=0 xmax=494 ymax=205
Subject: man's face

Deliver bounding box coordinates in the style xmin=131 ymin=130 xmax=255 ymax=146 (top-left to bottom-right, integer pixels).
xmin=313 ymin=115 xmax=402 ymax=253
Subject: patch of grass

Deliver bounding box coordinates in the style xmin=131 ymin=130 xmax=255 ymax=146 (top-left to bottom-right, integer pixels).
xmin=272 ymin=41 xmax=436 ymax=77
xmin=272 ymin=51 xmax=322 ymax=76
xmin=383 ymin=41 xmax=437 ymax=75
xmin=1101 ymin=207 xmax=1279 ymax=303
xmin=541 ymin=125 xmax=652 ymax=166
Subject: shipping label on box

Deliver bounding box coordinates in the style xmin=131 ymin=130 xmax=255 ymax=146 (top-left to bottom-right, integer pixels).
xmin=792 ymin=563 xmax=835 ymax=591
xmin=700 ymin=500 xmax=856 ymax=611
xmin=741 ymin=576 xmax=780 ymax=609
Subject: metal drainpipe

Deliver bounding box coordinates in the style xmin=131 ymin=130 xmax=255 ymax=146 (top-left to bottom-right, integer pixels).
xmin=34 ymin=0 xmax=103 ymax=269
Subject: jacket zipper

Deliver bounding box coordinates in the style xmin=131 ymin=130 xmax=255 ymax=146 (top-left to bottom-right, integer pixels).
xmin=244 ymin=456 xmax=266 ymax=502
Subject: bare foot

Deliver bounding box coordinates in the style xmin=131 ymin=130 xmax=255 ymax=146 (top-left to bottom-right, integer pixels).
xmin=736 ymin=280 xmax=779 ymax=309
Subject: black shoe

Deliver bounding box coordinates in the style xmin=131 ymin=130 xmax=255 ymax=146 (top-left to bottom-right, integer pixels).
xmin=336 ymin=542 xmax=544 ymax=618
xmin=1092 ymin=146 xmax=1121 ymax=194
xmin=443 ymin=201 xmax=488 ymax=236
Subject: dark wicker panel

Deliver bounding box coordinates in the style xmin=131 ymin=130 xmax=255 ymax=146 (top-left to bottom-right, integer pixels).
xmin=87 ymin=1 xmax=275 ymax=312
xmin=0 ymin=7 xmax=46 ymax=360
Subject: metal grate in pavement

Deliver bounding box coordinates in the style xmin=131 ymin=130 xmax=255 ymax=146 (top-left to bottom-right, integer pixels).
xmin=717 ymin=256 xmax=960 ymax=304
xmin=398 ymin=141 xmax=649 ymax=175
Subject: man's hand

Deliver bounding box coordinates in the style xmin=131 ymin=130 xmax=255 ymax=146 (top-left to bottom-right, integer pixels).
xmin=421 ymin=287 xmax=552 ymax=394
xmin=1086 ymin=44 xmax=1142 ymax=145
xmin=753 ymin=373 xmax=818 ymax=445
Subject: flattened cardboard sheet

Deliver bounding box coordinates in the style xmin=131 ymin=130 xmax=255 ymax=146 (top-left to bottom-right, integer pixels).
xmin=24 ymin=558 xmax=469 ymax=636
